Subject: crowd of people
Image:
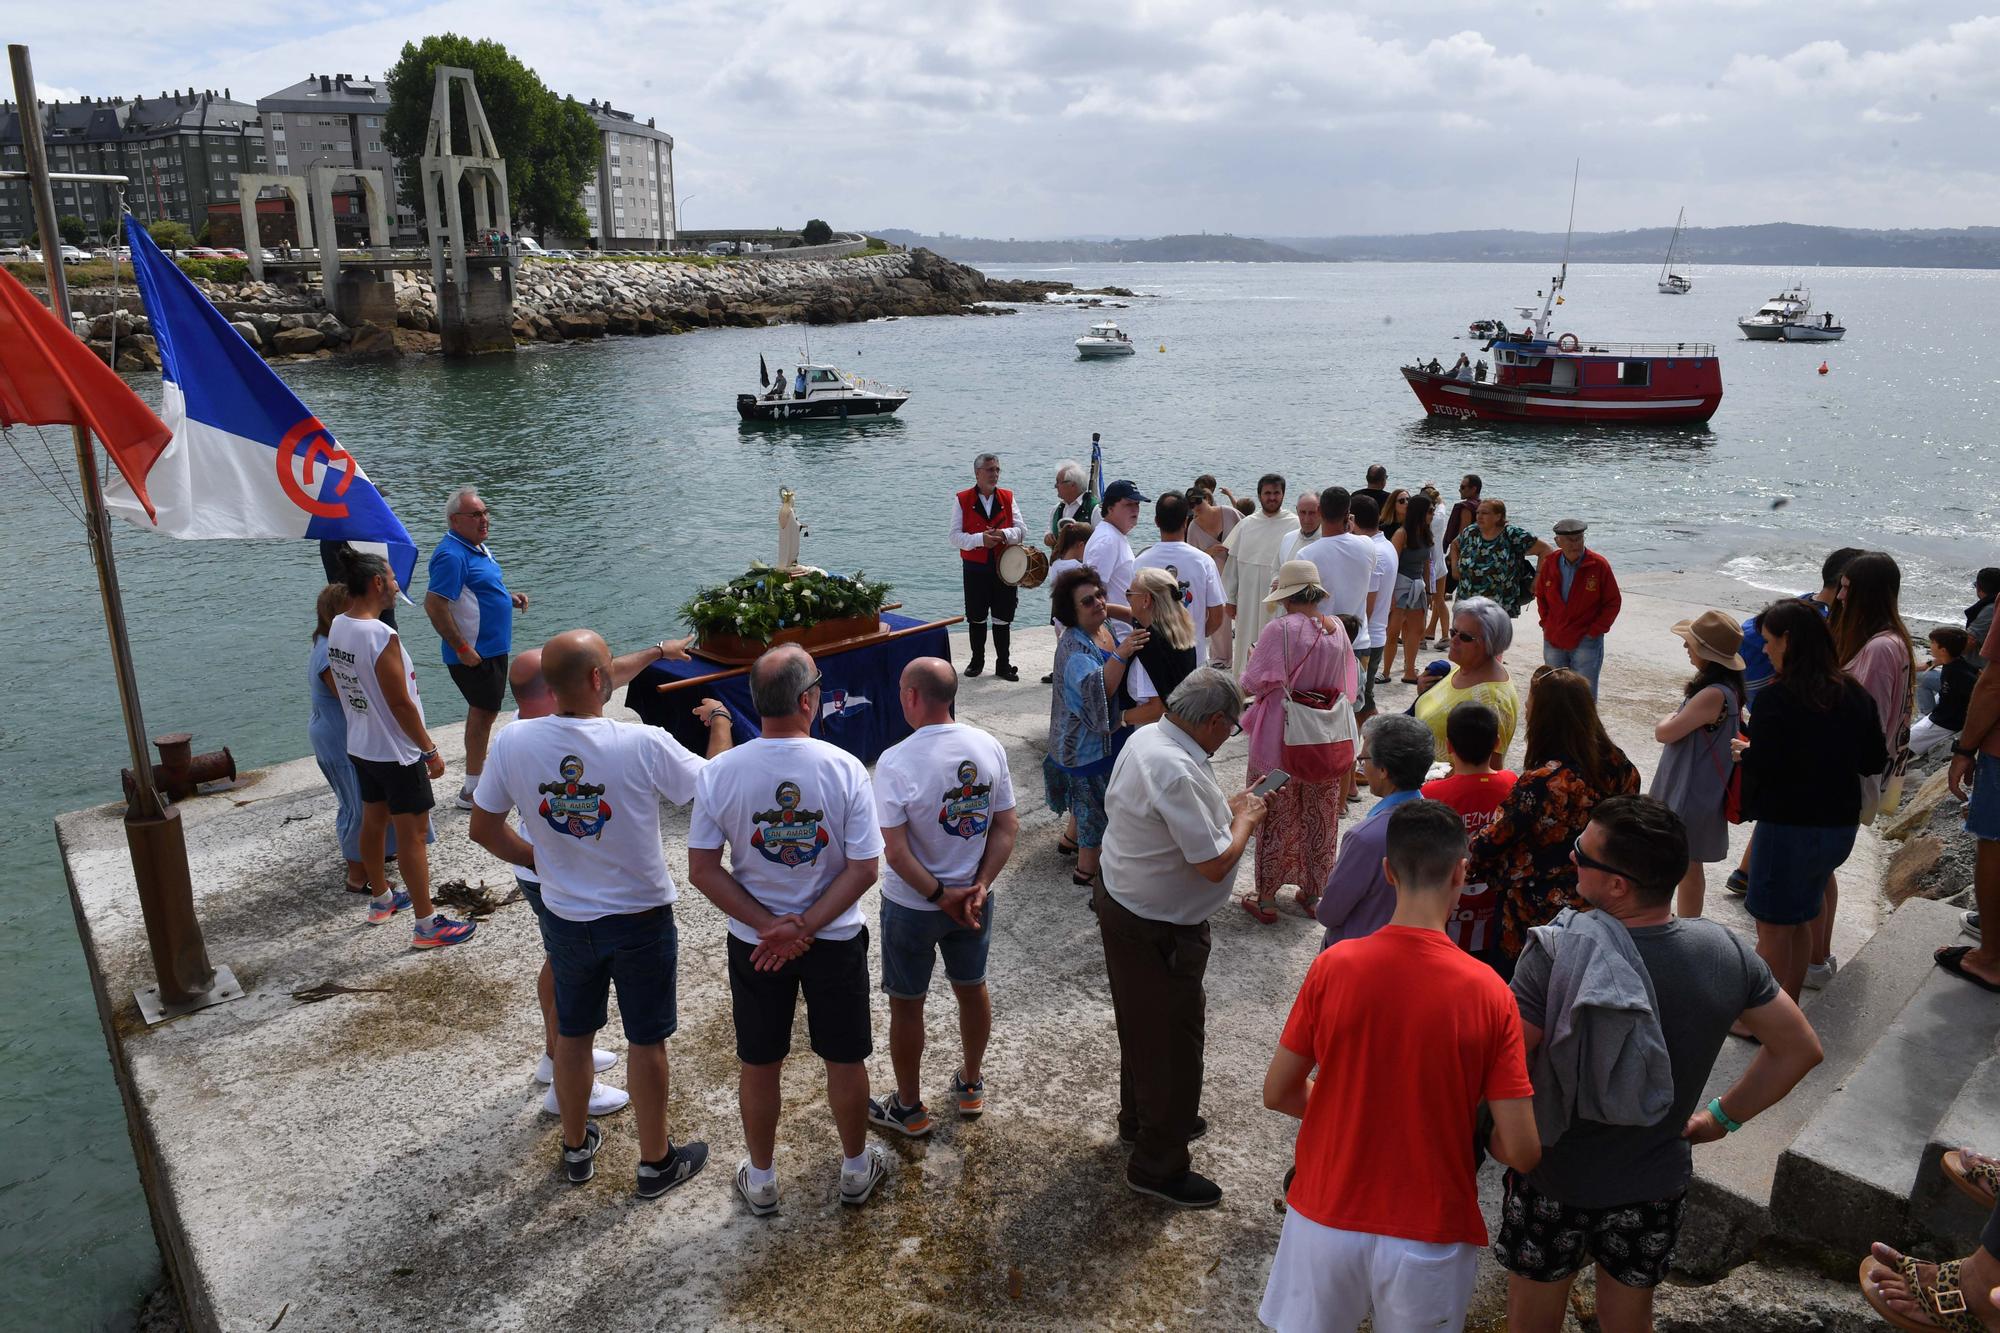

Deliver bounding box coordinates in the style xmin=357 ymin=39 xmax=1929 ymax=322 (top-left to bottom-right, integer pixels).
xmin=294 ymin=463 xmax=2000 ymax=1331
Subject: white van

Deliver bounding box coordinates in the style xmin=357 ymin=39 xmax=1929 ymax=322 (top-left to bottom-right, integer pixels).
xmin=516 ymin=236 xmax=545 ymax=255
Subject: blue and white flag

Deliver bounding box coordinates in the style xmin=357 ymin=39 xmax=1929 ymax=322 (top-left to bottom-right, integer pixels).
xmin=104 ymin=216 xmax=418 ymax=592
xmin=1088 ymin=435 xmax=1104 ymax=503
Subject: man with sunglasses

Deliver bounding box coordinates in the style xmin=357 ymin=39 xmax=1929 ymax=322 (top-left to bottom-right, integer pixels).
xmin=1498 ymin=796 xmax=1822 ymax=1333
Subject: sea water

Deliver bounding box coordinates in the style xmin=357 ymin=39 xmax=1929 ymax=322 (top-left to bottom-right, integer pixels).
xmin=2 ymin=259 xmax=1995 ymax=1328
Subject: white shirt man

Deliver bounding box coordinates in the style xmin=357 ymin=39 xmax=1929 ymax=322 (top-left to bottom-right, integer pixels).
xmin=1304 ymin=492 xmax=1379 ymax=651
xmin=1133 ymin=491 xmax=1227 ymax=647
xmin=1086 ymin=480 xmax=1148 ymax=633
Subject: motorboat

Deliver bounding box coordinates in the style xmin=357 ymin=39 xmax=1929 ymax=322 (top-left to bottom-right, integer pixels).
xmin=737 ymin=362 xmax=910 ymax=422
xmin=1074 ymin=320 xmax=1136 ymax=357
xmin=1657 ymin=207 xmax=1692 ymax=294
xmin=1738 ymin=286 xmax=1811 ymax=340
xmin=1780 ymin=315 xmax=1845 ymax=342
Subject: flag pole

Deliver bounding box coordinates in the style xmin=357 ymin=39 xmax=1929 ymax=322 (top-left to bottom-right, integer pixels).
xmin=10 ymin=44 xmax=239 ymax=1022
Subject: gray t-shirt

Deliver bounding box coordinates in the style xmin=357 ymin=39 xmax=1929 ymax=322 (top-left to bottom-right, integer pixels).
xmin=1511 ymin=916 xmax=1778 ymax=1206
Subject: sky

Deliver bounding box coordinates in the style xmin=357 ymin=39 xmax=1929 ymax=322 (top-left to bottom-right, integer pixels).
xmin=11 ymin=2 xmax=2000 ymax=237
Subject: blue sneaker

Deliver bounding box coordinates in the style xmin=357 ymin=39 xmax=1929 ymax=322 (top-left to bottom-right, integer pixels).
xmin=411 ymin=913 xmax=476 ymax=949
xmin=366 ymin=888 xmax=411 ymax=925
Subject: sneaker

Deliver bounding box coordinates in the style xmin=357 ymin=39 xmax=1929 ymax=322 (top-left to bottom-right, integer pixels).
xmin=1804 ymin=955 xmax=1838 ymax=990
xmin=1040 ymin=673 xmax=1054 ymax=685
xmin=1126 ymin=1168 xmax=1222 ymax=1209
xmin=455 ymin=789 xmax=476 ymax=810
xmin=952 ymin=1070 xmax=985 ymax=1118
xmin=867 ymin=1092 xmax=934 ymax=1138
xmin=1964 ymin=910 xmax=1983 ymax=940
xmin=1724 ymin=868 xmax=1750 ymax=897
xmin=412 ymin=913 xmax=476 ymax=949
xmin=1121 ymin=1115 xmax=1207 ymax=1148
xmin=541 ymin=1082 xmax=630 ymax=1116
xmin=734 ymin=1158 xmax=779 ymax=1216
xmin=839 ymin=1146 xmax=891 ymax=1206
xmin=534 ymin=1050 xmax=618 ymax=1084
xmin=561 ymin=1121 xmax=601 ymax=1184
xmin=365 ymin=888 xmax=411 ymax=925
xmin=636 ymin=1139 xmax=710 ymax=1200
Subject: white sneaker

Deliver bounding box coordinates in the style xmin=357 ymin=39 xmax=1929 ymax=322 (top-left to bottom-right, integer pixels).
xmin=1804 ymin=955 xmax=1839 ymax=990
xmin=533 ymin=1050 xmax=618 ymax=1084
xmin=839 ymin=1146 xmax=891 ymax=1206
xmin=1964 ymin=910 xmax=1983 ymax=940
xmin=541 ymin=1082 xmax=630 ymax=1116
xmin=734 ymin=1158 xmax=779 ymax=1216
xmin=455 ymin=789 xmax=476 ymax=810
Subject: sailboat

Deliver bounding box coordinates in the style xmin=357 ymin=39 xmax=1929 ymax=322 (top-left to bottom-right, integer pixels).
xmin=1657 ymin=208 xmax=1692 ymax=294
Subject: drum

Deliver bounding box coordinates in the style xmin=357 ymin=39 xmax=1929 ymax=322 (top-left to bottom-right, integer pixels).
xmin=1018 ymin=548 xmax=1051 ymax=589
xmin=996 ymin=544 xmax=1030 ymax=586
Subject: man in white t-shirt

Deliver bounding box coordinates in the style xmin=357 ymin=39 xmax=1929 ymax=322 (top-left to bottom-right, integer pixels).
xmin=1085 ymin=479 xmax=1148 ymax=630
xmin=687 ymin=645 xmax=891 ymax=1214
xmin=1304 ymin=486 xmax=1378 ymax=650
xmin=1132 ymin=490 xmax=1227 ymax=646
xmin=469 ymin=630 xmax=713 ymax=1200
xmin=1350 ymin=493 xmax=1398 ymax=720
xmin=865 ymin=657 xmax=1018 ymax=1139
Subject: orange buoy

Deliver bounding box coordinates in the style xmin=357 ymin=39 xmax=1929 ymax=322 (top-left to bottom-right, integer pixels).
xmin=1818 ymin=361 xmax=1829 ymax=375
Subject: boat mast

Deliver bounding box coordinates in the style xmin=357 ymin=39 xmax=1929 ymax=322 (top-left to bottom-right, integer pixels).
xmin=1535 ymin=159 xmax=1578 ymax=339
xmin=1660 ymin=206 xmax=1683 ymax=282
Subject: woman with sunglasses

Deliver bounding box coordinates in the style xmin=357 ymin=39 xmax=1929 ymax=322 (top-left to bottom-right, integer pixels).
xmin=1046 ymin=565 xmax=1145 ymax=893
xmin=1469 ymin=667 xmax=1641 ymax=969
xmin=1414 ymin=596 xmax=1522 ymax=764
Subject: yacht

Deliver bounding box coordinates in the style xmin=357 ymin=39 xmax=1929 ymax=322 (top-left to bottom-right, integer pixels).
xmin=737 ymin=363 xmax=910 ymax=422
xmin=1657 ymin=207 xmax=1692 ymax=294
xmin=1738 ymin=286 xmax=1811 ymax=340
xmin=1074 ymin=320 xmax=1136 ymax=358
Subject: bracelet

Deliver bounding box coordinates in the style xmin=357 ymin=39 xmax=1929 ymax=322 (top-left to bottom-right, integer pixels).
xmin=420 ymin=748 xmax=440 ymax=761
xmin=1953 ymin=744 xmax=1979 ymax=758
xmin=1706 ymin=1096 xmax=1742 ymax=1133
xmin=926 ymin=881 xmax=947 ymax=903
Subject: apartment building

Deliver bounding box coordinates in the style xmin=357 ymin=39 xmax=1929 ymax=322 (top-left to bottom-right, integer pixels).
xmin=574 ymin=100 xmax=676 ymax=250
xmin=255 ymin=73 xmax=418 ymax=242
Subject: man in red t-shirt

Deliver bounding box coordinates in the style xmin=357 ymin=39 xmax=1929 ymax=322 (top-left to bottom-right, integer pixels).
xmin=1421 ymin=701 xmax=1519 ymax=964
xmin=1259 ymin=800 xmax=1539 ymax=1333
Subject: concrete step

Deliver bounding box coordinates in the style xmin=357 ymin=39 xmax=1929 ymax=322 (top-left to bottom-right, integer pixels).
xmin=1770 ymin=917 xmax=2000 ymax=1260
xmin=1913 ymin=1039 xmax=2000 ymax=1251
xmin=1678 ymin=896 xmax=1961 ymax=1277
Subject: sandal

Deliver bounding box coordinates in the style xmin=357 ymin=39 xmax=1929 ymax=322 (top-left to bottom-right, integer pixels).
xmin=1072 ymin=869 xmax=1100 ymax=889
xmin=344 ymin=879 xmax=372 ymax=895
xmin=1859 ymin=1249 xmax=1984 ymax=1332
xmin=1293 ymin=889 xmax=1321 ymax=917
xmin=1057 ymin=836 xmax=1079 ymax=857
xmin=1239 ymin=894 xmax=1279 ymax=924
xmin=1936 ymin=946 xmax=2000 ymax=995
xmin=1943 ymin=1149 xmax=2000 ymax=1210
xmin=1400 ymin=675 xmax=1421 ymax=684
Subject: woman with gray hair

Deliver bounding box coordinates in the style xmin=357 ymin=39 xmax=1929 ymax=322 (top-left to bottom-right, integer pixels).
xmin=1239 ymin=559 xmax=1358 ymax=922
xmin=1316 ymin=713 xmax=1438 ymax=944
xmin=1414 ymin=595 xmax=1521 ymax=764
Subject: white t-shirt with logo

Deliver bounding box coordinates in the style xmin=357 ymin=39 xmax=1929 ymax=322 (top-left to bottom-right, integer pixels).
xmin=1305 ymin=533 xmax=1379 ymax=649
xmin=325 ymin=613 xmax=426 ymax=764
xmin=1084 ymin=522 xmax=1137 ymax=610
xmin=874 ymin=722 xmax=1016 ymax=912
xmin=474 ymin=715 xmax=705 ymax=922
xmin=1366 ymin=531 xmax=1397 ymax=649
xmin=1045 ymin=557 xmax=1083 ymax=625
xmin=688 ymin=737 xmax=885 ymax=944
xmin=1132 ymin=539 xmax=1225 ymax=645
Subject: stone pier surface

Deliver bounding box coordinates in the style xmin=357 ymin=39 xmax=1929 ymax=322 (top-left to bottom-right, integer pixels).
xmin=61 ymin=574 xmax=1901 ymax=1332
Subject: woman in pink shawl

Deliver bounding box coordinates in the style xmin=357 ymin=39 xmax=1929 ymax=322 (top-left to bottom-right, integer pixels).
xmin=1238 ymin=559 xmax=1359 ymax=922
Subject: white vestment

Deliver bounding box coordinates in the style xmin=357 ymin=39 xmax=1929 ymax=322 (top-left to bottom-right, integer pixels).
xmin=1222 ymin=509 xmax=1300 ymax=674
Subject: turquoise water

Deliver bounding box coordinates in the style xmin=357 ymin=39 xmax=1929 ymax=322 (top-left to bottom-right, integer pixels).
xmin=3 ymin=260 xmax=1996 ymax=1328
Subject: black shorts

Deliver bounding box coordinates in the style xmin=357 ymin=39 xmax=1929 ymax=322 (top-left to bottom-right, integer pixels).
xmin=447 ymin=654 xmax=509 ymax=712
xmin=1493 ymin=1169 xmax=1686 ymax=1290
xmin=350 ymin=754 xmax=436 ymax=816
xmin=726 ymin=928 xmax=873 ymax=1066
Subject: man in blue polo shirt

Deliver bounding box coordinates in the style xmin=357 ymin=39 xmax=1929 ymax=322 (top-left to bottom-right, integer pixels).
xmin=426 ymin=486 xmax=529 ymax=809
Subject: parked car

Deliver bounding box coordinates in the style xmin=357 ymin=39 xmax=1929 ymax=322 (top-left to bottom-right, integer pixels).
xmin=60 ymin=245 xmax=90 ymax=264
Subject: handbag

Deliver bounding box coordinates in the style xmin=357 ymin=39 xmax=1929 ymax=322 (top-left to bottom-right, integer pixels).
xmin=1279 ymin=619 xmax=1357 ymax=784
xmin=1863 ymin=656 xmax=1915 ymax=824
xmin=1699 ymin=688 xmax=1748 ymax=825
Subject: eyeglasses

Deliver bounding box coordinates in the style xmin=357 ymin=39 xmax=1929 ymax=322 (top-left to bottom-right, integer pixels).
xmin=1451 ymin=630 xmax=1480 ymax=643
xmin=1570 ymin=835 xmax=1638 ymax=883
xmin=801 ymin=673 xmax=822 ymax=697
xmin=456 ymin=507 xmax=490 ymax=520
xmin=1078 ymin=591 xmax=1107 ymax=606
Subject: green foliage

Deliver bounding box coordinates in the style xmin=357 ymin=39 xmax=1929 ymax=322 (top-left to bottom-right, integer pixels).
xmin=148 ymin=220 xmax=194 ymax=252
xmin=178 ymin=258 xmax=250 ymax=283
xmin=802 ymin=218 xmax=833 ymax=245
xmin=862 ymin=235 xmax=889 ymax=253
xmin=57 ymin=216 xmax=86 ymax=247
xmin=680 ymin=565 xmax=893 ymax=644
xmin=98 ymin=218 xmax=120 ymax=241
xmin=382 ymin=35 xmax=599 ymax=240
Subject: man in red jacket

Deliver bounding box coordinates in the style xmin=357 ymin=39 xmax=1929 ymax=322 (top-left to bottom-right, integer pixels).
xmin=1535 ymin=518 xmax=1620 ymax=697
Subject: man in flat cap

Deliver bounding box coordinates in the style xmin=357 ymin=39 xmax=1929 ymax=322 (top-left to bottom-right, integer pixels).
xmin=1534 ymin=518 xmax=1621 ymax=696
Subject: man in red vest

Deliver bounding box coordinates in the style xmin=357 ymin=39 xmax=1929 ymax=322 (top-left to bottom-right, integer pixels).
xmin=950 ymin=452 xmax=1026 ymax=681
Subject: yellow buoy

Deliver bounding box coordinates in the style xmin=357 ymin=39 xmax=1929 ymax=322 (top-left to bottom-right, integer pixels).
xmin=1158 ymin=343 xmax=1166 ymax=353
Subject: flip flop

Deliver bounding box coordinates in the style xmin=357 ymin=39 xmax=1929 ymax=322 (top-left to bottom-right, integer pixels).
xmin=1858 ymin=1251 xmax=1984 ymax=1332
xmin=1935 ymin=946 xmax=2000 ymax=994
xmin=1942 ymin=1149 xmax=2000 ymax=1210
xmin=1239 ymin=894 xmax=1278 ymax=924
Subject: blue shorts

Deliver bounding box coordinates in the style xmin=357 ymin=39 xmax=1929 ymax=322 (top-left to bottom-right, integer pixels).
xmin=1746 ymin=822 xmax=1858 ymax=926
xmin=535 ymin=900 xmax=679 ymax=1044
xmin=880 ymin=896 xmax=994 ymax=999
xmin=1969 ymin=754 xmax=2000 ymax=843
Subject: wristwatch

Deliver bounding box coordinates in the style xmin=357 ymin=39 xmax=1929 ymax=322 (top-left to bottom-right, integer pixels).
xmin=926 ymin=882 xmax=947 ymax=903
xmin=1953 ymin=744 xmax=1979 ymax=758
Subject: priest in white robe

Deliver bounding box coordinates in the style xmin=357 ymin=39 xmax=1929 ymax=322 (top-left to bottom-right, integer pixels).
xmin=1222 ymin=475 xmax=1300 ymax=675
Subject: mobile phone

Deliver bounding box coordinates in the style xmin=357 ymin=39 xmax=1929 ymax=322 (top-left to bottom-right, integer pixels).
xmin=1252 ymin=768 xmax=1291 ymax=797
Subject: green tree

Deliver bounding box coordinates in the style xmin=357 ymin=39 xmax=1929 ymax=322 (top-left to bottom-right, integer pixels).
xmin=98 ymin=218 xmax=120 ymax=242
xmin=148 ymin=220 xmax=194 ymax=252
xmin=382 ymin=34 xmax=597 ymax=242
xmin=58 ymin=215 xmax=86 ymax=247
xmin=802 ymin=218 xmax=833 ymax=245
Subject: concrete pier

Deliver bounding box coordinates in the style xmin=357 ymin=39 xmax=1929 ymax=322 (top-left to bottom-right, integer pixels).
xmin=60 ymin=575 xmax=1896 ymax=1331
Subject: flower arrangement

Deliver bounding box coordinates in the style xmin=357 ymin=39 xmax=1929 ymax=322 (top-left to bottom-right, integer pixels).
xmin=680 ymin=563 xmax=893 ymax=645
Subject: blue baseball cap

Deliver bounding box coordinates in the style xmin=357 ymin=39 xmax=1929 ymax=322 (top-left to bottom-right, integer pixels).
xmin=1101 ymin=479 xmax=1149 ymax=506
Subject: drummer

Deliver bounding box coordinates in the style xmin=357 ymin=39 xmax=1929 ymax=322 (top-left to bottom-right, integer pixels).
xmin=951 ymin=451 xmax=1026 ymax=681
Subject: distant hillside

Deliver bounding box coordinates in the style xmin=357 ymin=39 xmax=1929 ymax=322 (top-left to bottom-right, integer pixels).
xmin=874 ymin=230 xmax=1331 ymax=263
xmin=1273 ymin=223 xmax=2000 ymax=269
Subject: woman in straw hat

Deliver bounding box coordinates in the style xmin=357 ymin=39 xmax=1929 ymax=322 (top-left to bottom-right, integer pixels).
xmin=1237 ymin=559 xmax=1358 ymax=923
xmin=1651 ymin=611 xmax=1747 ymax=918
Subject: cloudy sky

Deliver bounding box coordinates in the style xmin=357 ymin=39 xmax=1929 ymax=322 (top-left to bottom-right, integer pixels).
xmin=14 ymin=2 xmax=2000 ymax=236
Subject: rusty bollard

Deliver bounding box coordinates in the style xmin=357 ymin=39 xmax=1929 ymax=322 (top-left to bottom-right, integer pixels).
xmin=122 ymin=732 xmax=236 ymax=805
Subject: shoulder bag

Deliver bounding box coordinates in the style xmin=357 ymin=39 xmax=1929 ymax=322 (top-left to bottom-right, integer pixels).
xmin=1279 ymin=619 xmax=1357 ymax=784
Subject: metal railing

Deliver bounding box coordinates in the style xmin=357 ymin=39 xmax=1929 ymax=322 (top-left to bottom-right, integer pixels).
xmin=1554 ymin=340 xmax=1716 ymax=358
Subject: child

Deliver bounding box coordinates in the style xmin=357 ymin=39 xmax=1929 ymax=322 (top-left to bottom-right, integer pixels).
xmin=1420 ymin=702 xmax=1518 ymax=963
xmin=1912 ymin=625 xmax=1979 ymax=757
xmin=1650 ymin=610 xmax=1746 ymax=919
xmin=1040 ymin=521 xmax=1093 ymax=684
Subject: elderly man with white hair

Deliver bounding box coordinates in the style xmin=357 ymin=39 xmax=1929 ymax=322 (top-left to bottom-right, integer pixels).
xmin=1098 ymin=667 xmax=1267 ymax=1209
xmin=426 ymin=485 xmax=530 ymax=809
xmin=1045 ymin=458 xmax=1097 ymax=549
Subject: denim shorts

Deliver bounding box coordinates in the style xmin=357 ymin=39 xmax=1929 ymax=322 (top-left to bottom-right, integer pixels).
xmin=1968 ymin=753 xmax=2000 ymax=843
xmin=1746 ymin=822 xmax=1858 ymax=925
xmin=535 ymin=902 xmax=679 ymax=1044
xmin=880 ymin=896 xmax=994 ymax=998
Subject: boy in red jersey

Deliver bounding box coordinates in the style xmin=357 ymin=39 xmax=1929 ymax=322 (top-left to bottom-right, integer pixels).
xmin=1422 ymin=701 xmax=1519 ymax=965
xmin=1260 ymin=799 xmax=1540 ymax=1332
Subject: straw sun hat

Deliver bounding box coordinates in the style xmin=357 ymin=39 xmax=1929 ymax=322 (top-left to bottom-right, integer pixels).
xmin=1263 ymin=559 xmax=1327 ymax=607
xmin=1671 ymin=610 xmax=1746 ymax=670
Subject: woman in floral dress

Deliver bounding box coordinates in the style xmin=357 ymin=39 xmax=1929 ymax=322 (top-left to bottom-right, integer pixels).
xmin=1448 ymin=497 xmax=1552 ymax=618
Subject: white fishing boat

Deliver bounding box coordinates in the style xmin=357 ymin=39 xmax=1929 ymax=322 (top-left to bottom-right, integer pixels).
xmin=1738 ymin=285 xmax=1812 ymax=340
xmin=1780 ymin=314 xmax=1846 ymax=342
xmin=1657 ymin=207 xmax=1692 ymax=294
xmin=1074 ymin=320 xmax=1136 ymax=358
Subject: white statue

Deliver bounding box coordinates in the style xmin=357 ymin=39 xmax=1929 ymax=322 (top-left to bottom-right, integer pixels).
xmin=778 ymin=487 xmax=809 ymax=572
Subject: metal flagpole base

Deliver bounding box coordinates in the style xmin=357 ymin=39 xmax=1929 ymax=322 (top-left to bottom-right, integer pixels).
xmin=135 ymin=964 xmax=243 ymax=1025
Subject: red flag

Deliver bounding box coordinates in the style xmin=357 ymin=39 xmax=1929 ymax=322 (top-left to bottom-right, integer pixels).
xmin=0 ymin=264 xmax=169 ymax=520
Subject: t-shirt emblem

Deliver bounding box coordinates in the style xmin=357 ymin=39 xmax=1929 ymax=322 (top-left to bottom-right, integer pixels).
xmin=937 ymin=760 xmax=993 ymax=839
xmin=1162 ymin=562 xmax=1194 ymax=608
xmin=538 ymin=754 xmax=612 ymax=839
xmin=751 ymin=781 xmax=829 ymax=866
